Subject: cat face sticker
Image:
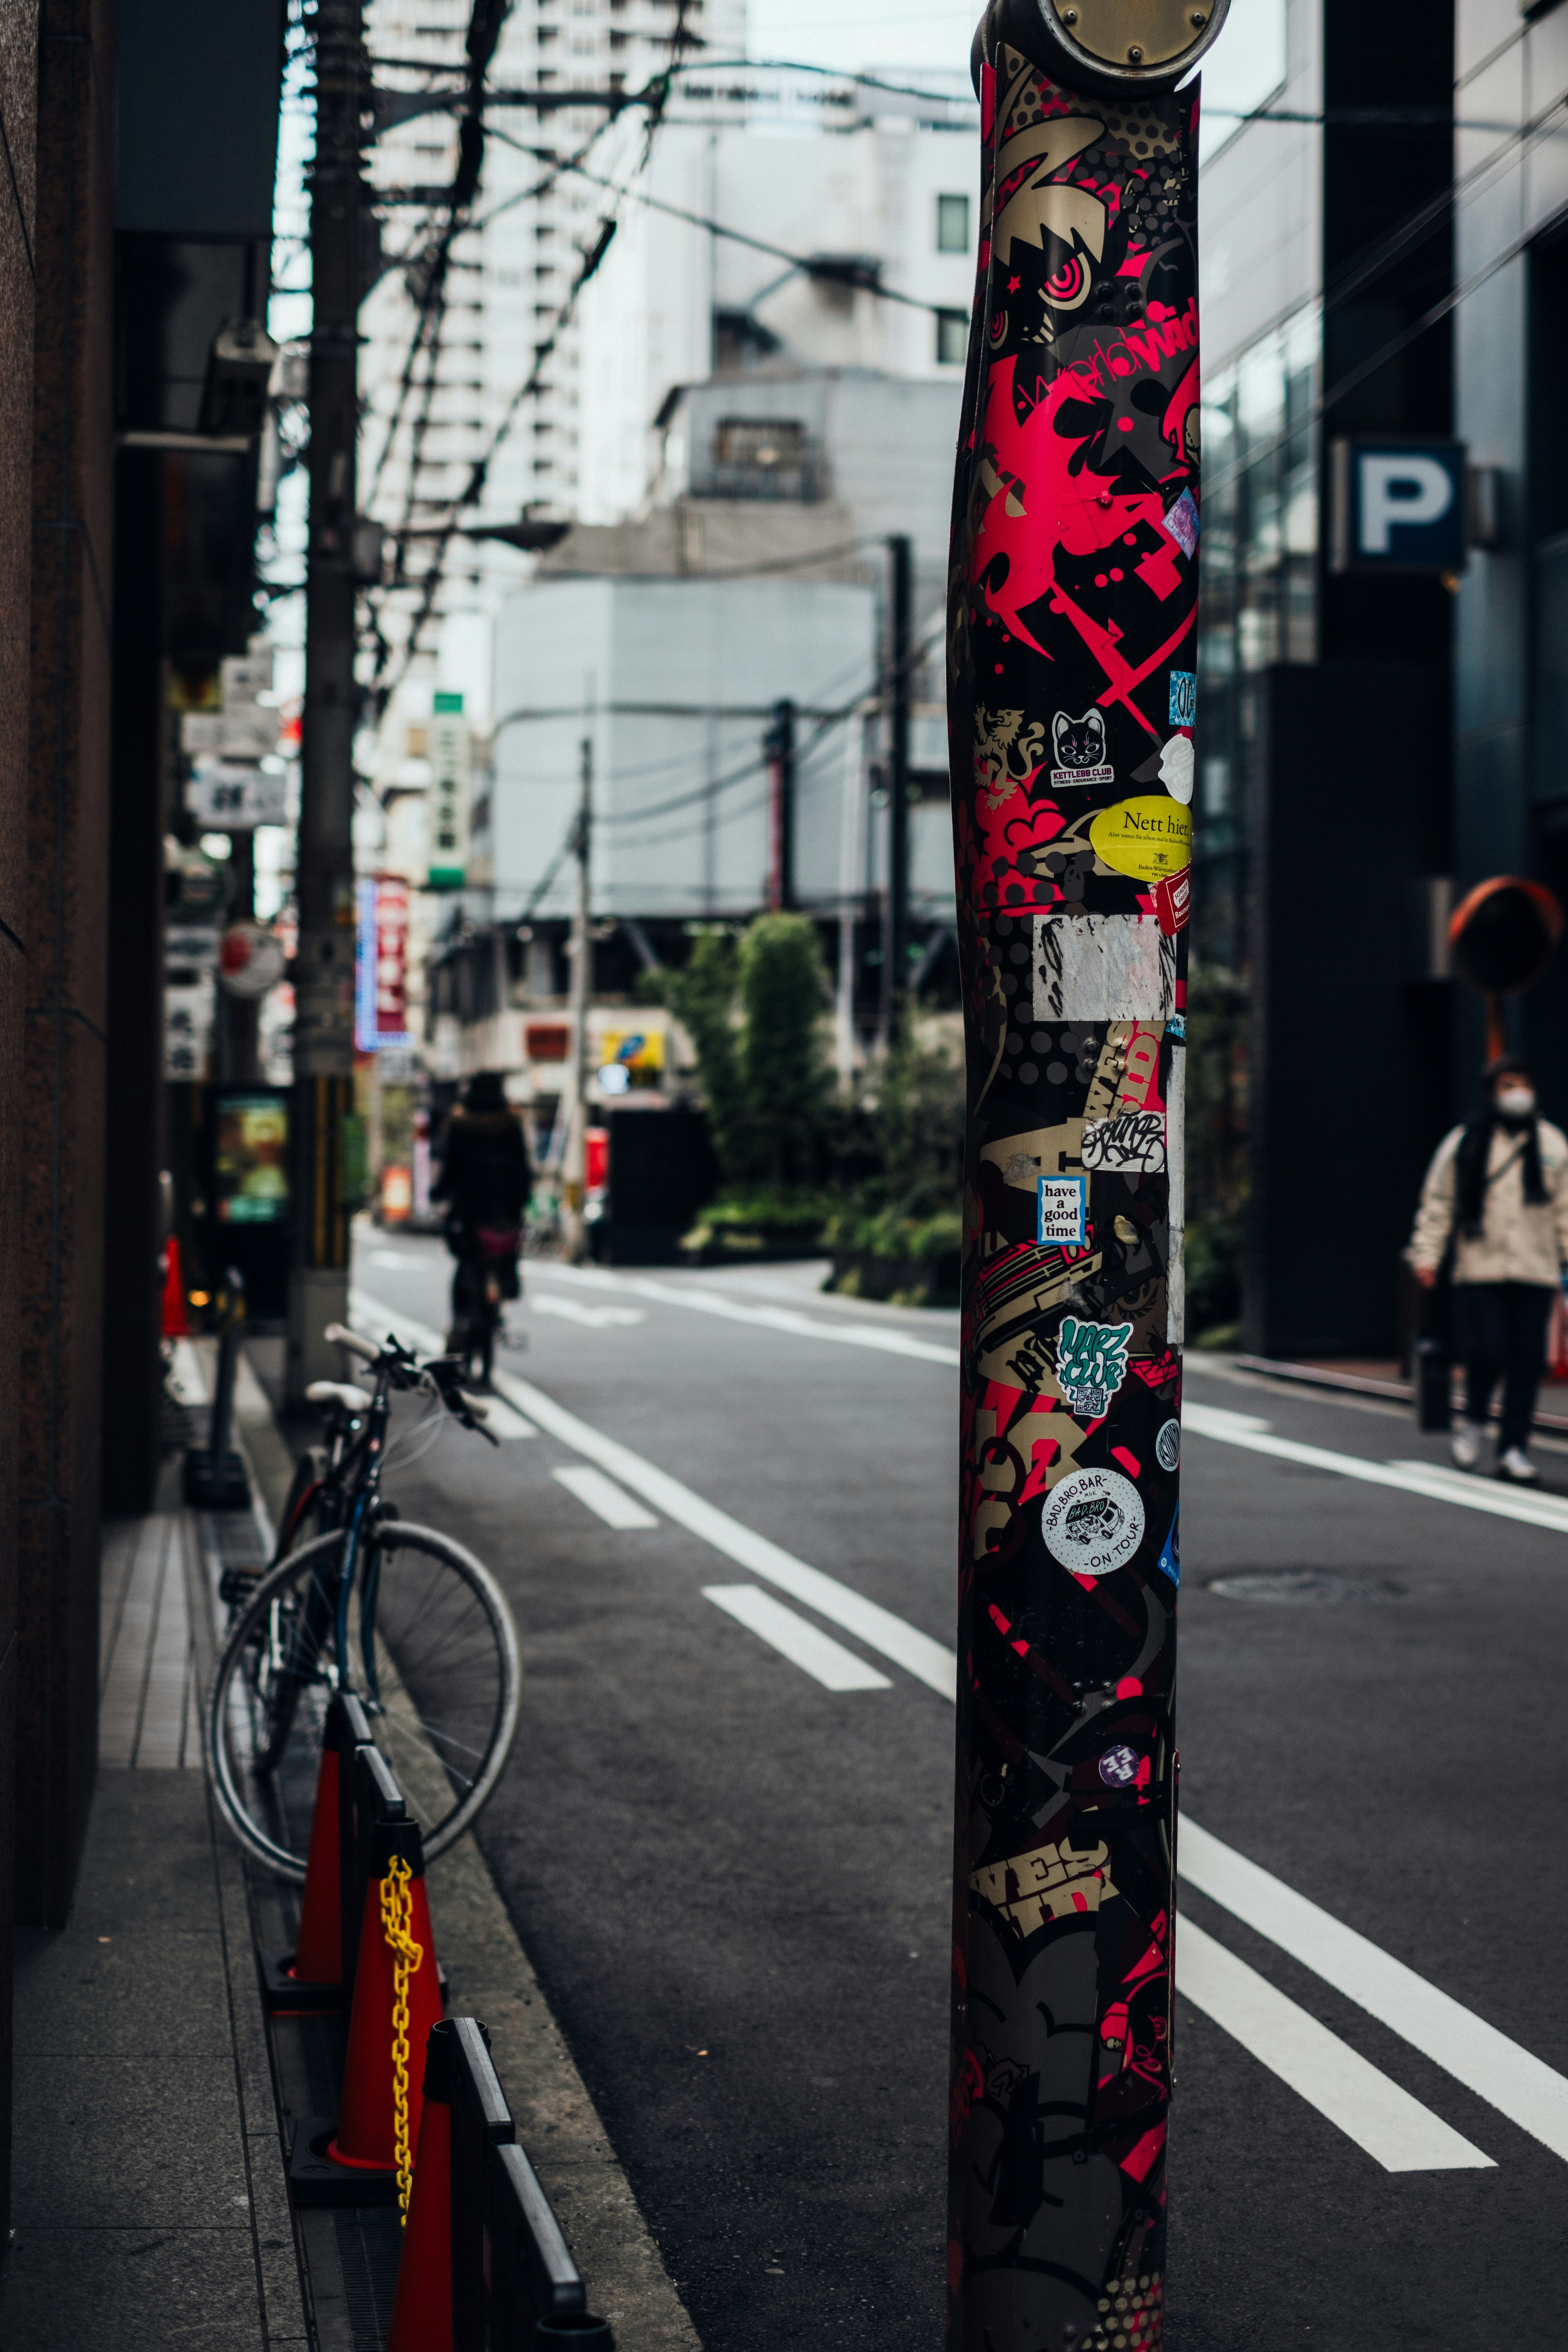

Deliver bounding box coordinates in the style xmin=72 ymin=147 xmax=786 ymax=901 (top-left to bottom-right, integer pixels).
xmin=1051 ymin=706 xmax=1114 ymax=788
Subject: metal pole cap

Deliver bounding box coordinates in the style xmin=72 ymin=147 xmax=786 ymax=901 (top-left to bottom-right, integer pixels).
xmin=978 ymin=0 xmax=1232 ymax=94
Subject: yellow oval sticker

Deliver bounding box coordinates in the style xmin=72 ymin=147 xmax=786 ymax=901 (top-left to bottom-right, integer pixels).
xmin=1090 ymin=795 xmax=1192 ymax=882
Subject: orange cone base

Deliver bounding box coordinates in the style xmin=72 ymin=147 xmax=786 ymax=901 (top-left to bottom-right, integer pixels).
xmin=386 ymin=2098 xmax=454 ymax=2352
xmin=292 ymin=1745 xmax=343 ymax=1984
xmin=332 ymin=1872 xmax=445 ymax=2170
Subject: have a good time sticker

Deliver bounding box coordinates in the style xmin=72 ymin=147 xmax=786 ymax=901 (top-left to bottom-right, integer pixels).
xmin=1040 ymin=1466 xmax=1146 ymax=1578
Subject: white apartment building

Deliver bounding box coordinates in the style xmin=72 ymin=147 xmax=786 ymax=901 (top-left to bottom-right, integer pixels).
xmin=359 ymin=15 xmax=978 ymax=701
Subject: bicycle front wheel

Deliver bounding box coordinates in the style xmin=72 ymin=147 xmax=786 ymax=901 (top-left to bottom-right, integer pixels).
xmin=208 ymin=1520 xmax=523 ymax=1880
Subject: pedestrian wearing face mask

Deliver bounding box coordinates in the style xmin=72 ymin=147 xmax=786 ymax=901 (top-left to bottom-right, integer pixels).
xmin=1408 ymin=1057 xmax=1568 ymax=1481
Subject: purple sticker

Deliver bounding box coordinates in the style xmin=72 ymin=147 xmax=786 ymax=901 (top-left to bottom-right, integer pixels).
xmin=1099 ymin=1744 xmax=1140 ymax=1787
xmin=1162 ymin=490 xmax=1200 ymax=559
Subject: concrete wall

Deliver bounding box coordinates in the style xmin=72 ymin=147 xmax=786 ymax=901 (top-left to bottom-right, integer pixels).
xmin=0 ymin=0 xmax=39 ymax=2264
xmin=491 ymin=575 xmax=881 ymax=920
xmin=18 ymin=0 xmax=116 ymax=1935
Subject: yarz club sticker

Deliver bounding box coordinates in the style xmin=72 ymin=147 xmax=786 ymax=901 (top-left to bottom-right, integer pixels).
xmin=1168 ymin=670 xmax=1197 ymax=729
xmin=1055 ymin=1317 xmax=1134 ymax=1419
xmin=1038 ymin=1174 xmax=1087 ymax=1247
xmin=1050 ymin=707 xmax=1114 ymax=788
xmin=1041 ymin=1466 xmax=1146 ymax=1578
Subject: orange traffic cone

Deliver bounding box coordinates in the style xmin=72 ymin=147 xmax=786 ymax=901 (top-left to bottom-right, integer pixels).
xmin=328 ymin=1838 xmax=444 ymax=2189
xmin=291 ymin=1743 xmax=342 ymax=1984
xmin=386 ymin=2022 xmax=457 ymax=2352
xmin=161 ymin=1236 xmax=189 ymax=1339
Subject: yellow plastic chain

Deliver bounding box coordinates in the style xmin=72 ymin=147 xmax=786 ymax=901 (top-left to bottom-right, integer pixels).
xmin=379 ymin=1853 xmax=424 ymax=2221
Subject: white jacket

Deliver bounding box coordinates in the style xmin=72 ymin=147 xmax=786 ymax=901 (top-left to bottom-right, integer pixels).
xmin=1408 ymin=1118 xmax=1568 ymax=1288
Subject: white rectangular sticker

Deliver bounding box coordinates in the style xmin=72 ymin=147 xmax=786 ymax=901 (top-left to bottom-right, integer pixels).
xmin=1034 ymin=912 xmax=1175 ymax=1022
xmin=1082 ymin=1111 xmax=1165 ymax=1172
xmin=1038 ymin=1174 xmax=1087 ymax=1247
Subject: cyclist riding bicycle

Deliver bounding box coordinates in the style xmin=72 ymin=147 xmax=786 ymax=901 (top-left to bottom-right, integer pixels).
xmin=432 ymin=1070 xmax=530 ymax=1379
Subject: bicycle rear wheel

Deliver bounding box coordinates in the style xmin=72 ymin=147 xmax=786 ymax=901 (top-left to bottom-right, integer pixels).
xmin=208 ymin=1521 xmax=522 ymax=1879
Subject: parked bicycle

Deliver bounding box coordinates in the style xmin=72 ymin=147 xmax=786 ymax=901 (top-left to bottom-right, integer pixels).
xmin=207 ymin=1323 xmax=522 ymax=1881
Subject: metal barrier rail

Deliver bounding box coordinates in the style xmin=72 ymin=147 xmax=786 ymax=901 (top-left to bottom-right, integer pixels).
xmin=441 ymin=2017 xmax=612 ymax=2348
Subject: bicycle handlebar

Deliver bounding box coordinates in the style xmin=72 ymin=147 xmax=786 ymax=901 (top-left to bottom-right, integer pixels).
xmin=325 ymin=1323 xmax=380 ymax=1366
xmin=321 ymin=1322 xmax=500 ymax=1446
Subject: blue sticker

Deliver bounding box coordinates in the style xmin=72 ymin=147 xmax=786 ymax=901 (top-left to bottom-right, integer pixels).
xmin=1156 ymin=1505 xmax=1180 ymax=1589
xmin=1168 ymin=670 xmax=1197 ymax=729
xmin=1038 ymin=1173 xmax=1087 ymax=1248
xmin=1167 ymin=1012 xmax=1187 ymax=1042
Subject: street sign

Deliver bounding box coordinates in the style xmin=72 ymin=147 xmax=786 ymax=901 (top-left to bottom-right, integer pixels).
xmin=428 ymin=691 xmax=470 ymax=889
xmin=355 ymin=875 xmax=414 ymax=1051
xmin=1330 ymin=438 xmax=1468 ymax=572
xmin=218 ymin=920 xmax=287 ymax=999
xmin=187 ymin=760 xmax=289 ymax=829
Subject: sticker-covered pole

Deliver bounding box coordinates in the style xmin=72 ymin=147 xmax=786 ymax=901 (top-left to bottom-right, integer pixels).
xmin=946 ymin=4 xmax=1227 ymax=2345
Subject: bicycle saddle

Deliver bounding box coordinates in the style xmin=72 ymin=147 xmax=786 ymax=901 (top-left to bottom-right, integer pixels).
xmin=304 ymin=1380 xmax=372 ymax=1411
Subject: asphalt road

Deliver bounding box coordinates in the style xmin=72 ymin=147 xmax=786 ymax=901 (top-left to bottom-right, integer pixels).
xmin=349 ymin=1232 xmax=1568 ymax=2352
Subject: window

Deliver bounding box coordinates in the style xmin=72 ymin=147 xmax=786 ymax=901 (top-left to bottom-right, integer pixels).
xmin=935 ymin=310 xmax=968 ymax=367
xmin=936 ymin=194 xmax=970 ymax=253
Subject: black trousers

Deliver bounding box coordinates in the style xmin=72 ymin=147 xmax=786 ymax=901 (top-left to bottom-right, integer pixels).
xmin=1453 ymin=1282 xmax=1553 ymax=1451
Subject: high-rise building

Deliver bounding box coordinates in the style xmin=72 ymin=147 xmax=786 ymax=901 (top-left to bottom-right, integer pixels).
xmin=362 ymin=0 xmax=751 ymax=695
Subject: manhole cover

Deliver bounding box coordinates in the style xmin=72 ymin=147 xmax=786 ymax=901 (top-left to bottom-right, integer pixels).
xmin=1204 ymin=1568 xmax=1404 ymax=1605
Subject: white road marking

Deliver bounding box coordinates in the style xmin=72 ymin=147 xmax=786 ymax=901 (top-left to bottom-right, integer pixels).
xmin=530 ymin=1263 xmax=961 ymax=1367
xmin=1176 ymin=1918 xmax=1493 ymax=2172
xmin=1181 ymin=1820 xmax=1568 ymax=2163
xmin=1185 ymin=1401 xmax=1568 ymax=1536
xmin=552 ymin=1464 xmax=659 ymax=1530
xmin=533 ymin=1294 xmax=647 ymax=1330
xmin=351 ymin=1285 xmax=1568 ymax=2161
xmin=351 ymin=1290 xmax=957 ymax=1696
xmin=473 ymin=1394 xmax=539 ymax=1440
xmin=371 ymin=1250 xmax=420 ymax=1268
xmin=703 ymin=1585 xmax=892 ymax=1692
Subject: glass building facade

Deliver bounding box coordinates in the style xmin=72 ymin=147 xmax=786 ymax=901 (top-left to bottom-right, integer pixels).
xmin=1194 ymin=302 xmax=1321 ymax=978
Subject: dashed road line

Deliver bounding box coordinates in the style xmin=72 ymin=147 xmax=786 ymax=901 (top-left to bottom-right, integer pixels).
xmin=351 ymin=1285 xmax=1568 ymax=2167
xmin=534 ymin=1294 xmax=647 ymax=1331
xmin=703 ymin=1585 xmax=893 ymax=1692
xmin=1176 ymin=1918 xmax=1493 ymax=2172
xmin=1180 ymin=1819 xmax=1568 ymax=2163
xmin=352 ymin=1289 xmax=955 ymax=1696
xmin=553 ymin=1463 xmax=659 ymax=1530
xmin=529 ymin=1263 xmax=962 ymax=1367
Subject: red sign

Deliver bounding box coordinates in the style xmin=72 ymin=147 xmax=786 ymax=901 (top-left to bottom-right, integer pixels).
xmin=1153 ymin=866 xmax=1191 ymax=938
xmin=375 ymin=878 xmax=410 ymax=1040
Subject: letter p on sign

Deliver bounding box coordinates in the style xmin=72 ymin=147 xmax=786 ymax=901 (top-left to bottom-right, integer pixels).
xmin=1332 ymin=437 xmax=1466 ymax=572
xmin=1359 ymin=456 xmax=1454 ymax=553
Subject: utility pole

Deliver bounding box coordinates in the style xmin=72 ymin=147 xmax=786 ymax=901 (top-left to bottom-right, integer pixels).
xmin=765 ymin=696 xmax=795 ymax=913
xmin=883 ymin=534 xmax=911 ymax=1041
xmin=563 ymin=731 xmax=593 ymax=1262
xmin=287 ymin=0 xmax=368 ymax=1401
xmin=945 ymin=6 xmax=1228 ymax=2346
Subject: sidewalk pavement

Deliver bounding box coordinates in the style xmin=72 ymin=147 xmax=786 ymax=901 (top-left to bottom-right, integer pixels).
xmin=1 ymin=1344 xmax=702 ymax=2350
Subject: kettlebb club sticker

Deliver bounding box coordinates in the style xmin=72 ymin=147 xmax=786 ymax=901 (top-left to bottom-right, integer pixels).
xmin=1041 ymin=1466 xmax=1146 ymax=1578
